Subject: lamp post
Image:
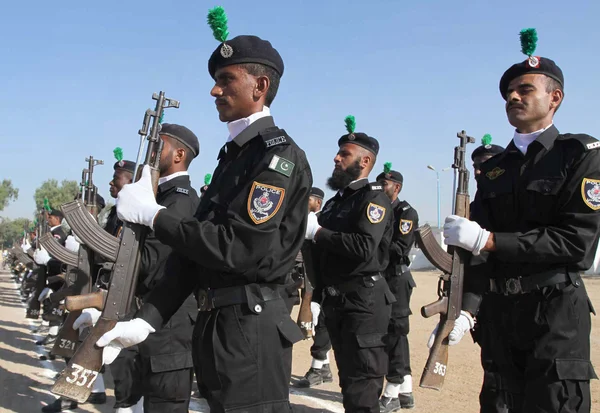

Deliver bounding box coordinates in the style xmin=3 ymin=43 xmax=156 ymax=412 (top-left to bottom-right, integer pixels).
xmin=427 ymin=165 xmax=451 ymax=228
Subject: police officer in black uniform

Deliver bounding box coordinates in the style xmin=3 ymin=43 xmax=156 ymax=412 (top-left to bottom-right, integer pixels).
xmin=306 ymin=118 xmax=395 ymax=412
xmin=105 ymin=158 xmax=135 ymax=237
xmin=376 ymin=165 xmax=419 ymax=412
xmin=94 ymin=7 xmax=312 ymax=413
xmin=438 ymin=29 xmax=599 ymax=412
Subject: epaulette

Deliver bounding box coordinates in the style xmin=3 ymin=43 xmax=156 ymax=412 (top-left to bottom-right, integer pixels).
xmin=176 ymin=187 xmax=189 ymax=195
xmin=260 ymin=127 xmax=291 ymax=149
xmin=369 ymin=182 xmax=384 ymax=191
xmin=559 ymin=133 xmax=600 ymax=151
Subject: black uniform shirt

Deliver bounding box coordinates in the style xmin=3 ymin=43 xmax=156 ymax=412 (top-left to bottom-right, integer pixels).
xmin=138 ymin=116 xmax=313 ymax=328
xmin=137 ymin=174 xmax=200 ymax=296
xmin=104 ymin=206 xmax=123 ymax=237
xmin=46 ymin=225 xmax=67 ymax=276
xmin=465 ymin=126 xmax=600 ymax=310
xmin=388 ymin=199 xmax=419 ymax=269
xmin=315 ymin=179 xmax=393 ymax=286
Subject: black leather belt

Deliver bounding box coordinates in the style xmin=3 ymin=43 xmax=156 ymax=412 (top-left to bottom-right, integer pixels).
xmin=489 ymin=270 xmax=580 ymax=295
xmin=324 ymin=273 xmax=384 ymax=297
xmin=197 ymin=284 xmax=283 ymax=312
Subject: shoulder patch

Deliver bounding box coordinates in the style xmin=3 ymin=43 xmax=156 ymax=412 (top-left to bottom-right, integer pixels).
xmin=486 ymin=167 xmax=505 ymax=180
xmin=176 ymin=187 xmax=189 ymax=195
xmin=369 ymin=183 xmax=383 ymax=191
xmin=247 ymin=181 xmax=286 ymax=224
xmin=366 ymin=202 xmax=386 ymax=224
xmin=399 ymin=219 xmax=413 ymax=234
xmin=587 ymin=141 xmax=600 ymax=150
xmin=268 ymin=155 xmax=295 ymax=177
xmin=264 ymin=135 xmax=287 ymax=148
xmin=582 ymin=178 xmax=600 ymax=210
xmin=53 ymin=234 xmax=61 ymax=239
xmin=560 ymin=133 xmax=600 ymax=151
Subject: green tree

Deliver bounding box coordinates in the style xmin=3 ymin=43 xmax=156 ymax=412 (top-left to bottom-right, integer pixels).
xmin=0 ymin=217 xmax=31 ymax=249
xmin=33 ymin=179 xmax=79 ymax=212
xmin=0 ymin=179 xmax=19 ymax=212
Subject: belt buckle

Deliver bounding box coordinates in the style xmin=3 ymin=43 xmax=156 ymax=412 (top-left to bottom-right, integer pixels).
xmin=198 ymin=289 xmax=212 ymax=311
xmin=505 ymin=278 xmax=523 ymax=295
xmin=326 ymin=286 xmax=339 ymax=297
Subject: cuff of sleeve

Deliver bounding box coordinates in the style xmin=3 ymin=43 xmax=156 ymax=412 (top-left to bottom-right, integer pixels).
xmin=136 ymin=303 xmax=164 ymax=331
xmin=149 ymin=206 xmax=167 ymax=230
xmin=493 ymin=232 xmax=519 ymax=259
xmin=462 ymin=292 xmax=483 ymax=316
xmin=153 ymin=208 xmax=180 ymax=240
xmin=314 ymin=227 xmax=334 ymax=245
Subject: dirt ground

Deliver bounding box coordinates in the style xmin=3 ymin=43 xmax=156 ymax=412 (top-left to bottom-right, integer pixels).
xmin=0 ymin=269 xmax=598 ymax=412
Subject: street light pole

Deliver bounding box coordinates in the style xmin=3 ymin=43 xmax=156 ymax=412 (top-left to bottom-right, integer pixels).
xmin=427 ymin=165 xmax=452 ymax=228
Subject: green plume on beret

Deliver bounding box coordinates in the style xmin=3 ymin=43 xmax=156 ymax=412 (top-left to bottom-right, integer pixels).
xmin=344 ymin=115 xmax=356 ymax=134
xmin=158 ymin=109 xmax=165 ymax=124
xmin=113 ymin=147 xmax=123 ymax=162
xmin=519 ymin=28 xmax=538 ymax=57
xmin=43 ymin=198 xmax=51 ymax=212
xmin=204 ymin=174 xmax=212 ymax=185
xmin=207 ymin=6 xmax=229 ymax=43
xmin=481 ymin=134 xmax=492 ymax=146
xmin=383 ymin=162 xmax=392 ymax=174
xmin=33 ymin=218 xmax=38 ymax=226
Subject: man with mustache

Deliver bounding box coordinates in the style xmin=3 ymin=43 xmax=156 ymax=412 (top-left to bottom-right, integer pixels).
xmin=305 ymin=117 xmax=394 ymax=412
xmin=91 ymin=7 xmax=312 ymax=413
xmin=436 ymin=29 xmax=599 ymax=412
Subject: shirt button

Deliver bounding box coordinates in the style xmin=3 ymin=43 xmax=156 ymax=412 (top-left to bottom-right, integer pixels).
xmin=254 ymin=304 xmax=262 ymax=313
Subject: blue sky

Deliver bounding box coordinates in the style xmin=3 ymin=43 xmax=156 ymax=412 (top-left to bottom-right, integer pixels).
xmin=1 ymin=0 xmax=598 ymax=226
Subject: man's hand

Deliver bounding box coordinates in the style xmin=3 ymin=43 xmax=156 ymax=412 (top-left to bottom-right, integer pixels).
xmin=116 ymin=165 xmax=165 ymax=229
xmin=33 ymin=247 xmax=51 ymax=265
xmin=427 ymin=311 xmax=475 ymax=348
xmin=310 ymin=302 xmax=321 ymax=329
xmin=38 ymin=287 xmax=52 ymax=303
xmin=305 ymin=212 xmax=321 ymax=241
xmin=96 ymin=318 xmax=155 ymax=365
xmin=443 ymin=215 xmax=490 ymax=256
xmin=65 ymin=235 xmax=81 ymax=253
xmin=72 ymin=308 xmax=102 ymax=330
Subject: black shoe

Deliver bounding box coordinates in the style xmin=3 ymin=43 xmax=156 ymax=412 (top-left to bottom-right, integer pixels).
xmin=36 ymin=334 xmax=57 ymax=346
xmin=41 ymin=398 xmax=78 ymax=412
xmin=39 ymin=353 xmax=56 ymax=361
xmin=86 ymin=392 xmax=106 ymax=404
xmin=296 ymin=364 xmax=333 ymax=388
xmin=398 ymin=393 xmax=415 ymax=409
xmin=379 ymin=396 xmax=401 ymax=412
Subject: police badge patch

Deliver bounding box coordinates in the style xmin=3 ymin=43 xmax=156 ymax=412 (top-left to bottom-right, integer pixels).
xmin=400 ymin=219 xmax=413 ymax=234
xmin=247 ymin=181 xmax=285 ymax=224
xmin=582 ymin=178 xmax=600 ymax=210
xmin=367 ymin=202 xmax=386 ymax=224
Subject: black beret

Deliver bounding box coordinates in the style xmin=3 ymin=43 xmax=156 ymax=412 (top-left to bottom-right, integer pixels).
xmin=160 ymin=123 xmax=199 ymax=158
xmin=96 ymin=194 xmax=106 ymax=210
xmin=499 ymin=57 xmax=564 ymax=99
xmin=471 ymin=144 xmax=504 ymax=161
xmin=338 ymin=132 xmax=379 ymax=156
xmin=376 ymin=170 xmax=403 ymax=184
xmin=48 ymin=208 xmax=64 ymax=219
xmin=113 ymin=160 xmax=136 ymax=174
xmin=310 ymin=187 xmax=324 ymax=199
xmin=208 ymin=35 xmax=284 ymax=79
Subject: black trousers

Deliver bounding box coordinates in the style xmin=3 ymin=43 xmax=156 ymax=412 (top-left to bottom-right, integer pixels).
xmin=110 ymin=346 xmax=143 ymax=408
xmin=476 ymin=281 xmax=597 ymax=413
xmin=310 ymin=308 xmax=332 ymax=361
xmin=323 ymin=277 xmax=392 ymax=413
xmin=385 ymin=270 xmax=415 ymax=384
xmin=192 ymin=294 xmax=304 ymax=413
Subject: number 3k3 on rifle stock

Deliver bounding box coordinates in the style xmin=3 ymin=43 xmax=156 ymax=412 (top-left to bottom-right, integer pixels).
xmin=415 ymin=130 xmax=475 ymax=390
xmin=51 ymin=91 xmax=180 ymax=403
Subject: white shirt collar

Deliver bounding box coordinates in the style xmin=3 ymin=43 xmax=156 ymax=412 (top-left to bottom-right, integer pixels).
xmin=512 ymin=123 xmax=553 ymax=155
xmin=50 ymin=225 xmax=61 ymax=231
xmin=226 ymin=106 xmax=271 ymax=142
xmin=158 ymin=171 xmax=189 ymax=186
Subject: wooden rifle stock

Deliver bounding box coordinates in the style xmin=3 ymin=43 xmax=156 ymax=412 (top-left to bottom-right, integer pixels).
xmin=65 ymin=290 xmax=107 ymax=312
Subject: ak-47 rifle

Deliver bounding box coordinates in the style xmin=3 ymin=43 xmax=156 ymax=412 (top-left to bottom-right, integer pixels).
xmin=51 ymin=91 xmax=179 ymax=403
xmin=83 ymin=156 xmax=104 ymax=218
xmin=414 ymin=130 xmax=475 ymax=390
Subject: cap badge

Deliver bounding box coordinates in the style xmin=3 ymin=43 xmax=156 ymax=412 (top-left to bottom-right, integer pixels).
xmin=220 ymin=43 xmax=233 ymax=58
xmin=118 ymin=160 xmax=125 ymax=167
xmin=348 ymin=133 xmax=356 ymax=141
xmin=527 ymin=56 xmax=540 ymax=68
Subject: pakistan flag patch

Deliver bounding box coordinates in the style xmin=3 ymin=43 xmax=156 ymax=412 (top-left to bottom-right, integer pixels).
xmin=268 ymin=155 xmax=295 ymax=177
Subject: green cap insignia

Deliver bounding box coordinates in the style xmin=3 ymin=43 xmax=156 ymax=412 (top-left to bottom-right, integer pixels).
xmin=481 ymin=133 xmax=492 ymax=148
xmin=520 ymin=28 xmax=539 ymax=67
xmin=208 ymin=6 xmax=232 ymax=58
xmin=383 ymin=162 xmax=392 ymax=174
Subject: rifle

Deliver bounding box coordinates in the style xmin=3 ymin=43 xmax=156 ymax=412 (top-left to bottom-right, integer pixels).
xmin=83 ymin=156 xmax=104 ymax=218
xmin=26 ymin=210 xmax=49 ymax=319
xmin=415 ymin=130 xmax=475 ymax=390
xmin=52 ymin=91 xmax=179 ymax=403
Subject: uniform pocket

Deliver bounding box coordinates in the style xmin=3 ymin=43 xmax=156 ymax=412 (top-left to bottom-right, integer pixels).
xmin=150 ymin=351 xmax=194 ymax=373
xmin=555 ymin=359 xmax=598 ymax=380
xmin=276 ymin=315 xmax=305 ymax=345
xmin=525 ymin=177 xmax=564 ymax=223
xmin=355 ymin=333 xmax=388 ymax=377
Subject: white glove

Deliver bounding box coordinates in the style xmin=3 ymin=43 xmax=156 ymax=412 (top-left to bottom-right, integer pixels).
xmin=22 ymin=241 xmax=31 ymax=253
xmin=305 ymin=211 xmax=321 ymax=240
xmin=443 ymin=215 xmax=490 ymax=256
xmin=65 ymin=235 xmax=81 ymax=253
xmin=310 ymin=302 xmax=321 ymax=328
xmin=72 ymin=308 xmax=101 ymax=330
xmin=38 ymin=287 xmax=52 ymax=303
xmin=427 ymin=310 xmax=475 ymax=348
xmin=96 ymin=318 xmax=155 ymax=365
xmin=34 ymin=247 xmax=51 ymax=265
xmin=116 ymin=165 xmax=165 ymax=229
xmin=72 ymin=231 xmax=83 ymax=244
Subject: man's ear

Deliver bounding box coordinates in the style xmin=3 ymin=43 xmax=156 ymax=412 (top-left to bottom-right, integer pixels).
xmin=253 ymin=75 xmax=270 ymax=102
